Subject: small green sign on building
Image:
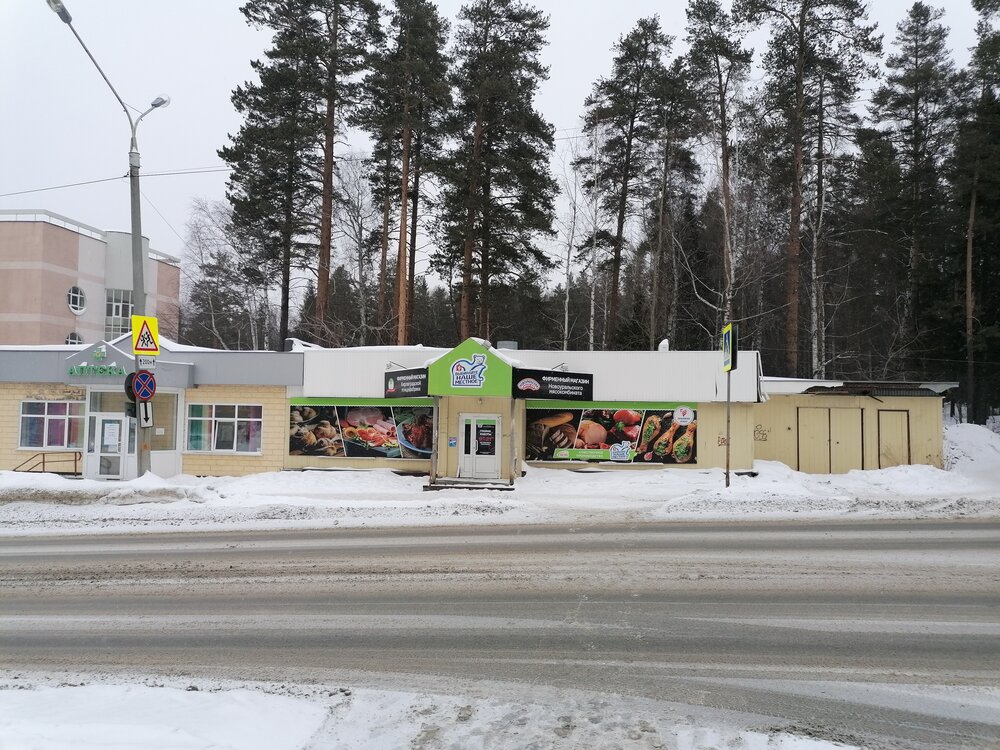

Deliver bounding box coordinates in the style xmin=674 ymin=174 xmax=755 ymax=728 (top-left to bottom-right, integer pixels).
xmin=427 ymin=338 xmax=513 ymax=397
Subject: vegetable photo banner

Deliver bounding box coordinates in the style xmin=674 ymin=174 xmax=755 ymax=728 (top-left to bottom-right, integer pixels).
xmin=525 ymin=404 xmax=698 ymax=464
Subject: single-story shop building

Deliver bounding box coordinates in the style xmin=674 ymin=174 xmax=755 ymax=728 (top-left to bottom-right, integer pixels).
xmin=0 ymin=337 xmax=953 ymax=483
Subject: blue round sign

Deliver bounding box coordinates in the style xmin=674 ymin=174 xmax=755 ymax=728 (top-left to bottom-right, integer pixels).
xmin=133 ymin=370 xmax=156 ymax=402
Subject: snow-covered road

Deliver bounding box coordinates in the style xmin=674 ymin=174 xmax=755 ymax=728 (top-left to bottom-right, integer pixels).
xmin=0 ymin=423 xmax=998 ymax=748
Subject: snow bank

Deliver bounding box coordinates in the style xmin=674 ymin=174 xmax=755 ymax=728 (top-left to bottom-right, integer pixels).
xmin=0 ymin=424 xmax=997 ymax=535
xmin=0 ymin=672 xmax=871 ymax=750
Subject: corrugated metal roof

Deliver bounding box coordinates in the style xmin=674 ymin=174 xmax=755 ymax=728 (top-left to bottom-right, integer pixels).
xmin=802 ymin=383 xmax=944 ymax=398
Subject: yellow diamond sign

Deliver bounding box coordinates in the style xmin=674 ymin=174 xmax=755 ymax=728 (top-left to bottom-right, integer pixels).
xmin=131 ymin=315 xmax=160 ymax=356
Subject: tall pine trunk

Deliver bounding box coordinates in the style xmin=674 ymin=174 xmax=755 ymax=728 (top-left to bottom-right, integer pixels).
xmin=395 ymin=116 xmax=412 ymax=345
xmin=407 ymin=130 xmax=423 ymax=343
xmin=784 ymin=12 xmax=806 ymax=376
xmin=460 ymin=114 xmax=484 ymax=341
xmin=609 ymin=116 xmax=636 ymax=348
xmin=810 ymin=79 xmax=827 ymax=378
xmin=317 ymin=3 xmax=340 ymax=346
xmin=965 ymin=160 xmax=979 ymax=422
xmin=377 ymin=152 xmax=391 ymax=344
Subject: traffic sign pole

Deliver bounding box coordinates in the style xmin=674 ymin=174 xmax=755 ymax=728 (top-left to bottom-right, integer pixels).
xmin=130 ymin=316 xmax=160 ymax=479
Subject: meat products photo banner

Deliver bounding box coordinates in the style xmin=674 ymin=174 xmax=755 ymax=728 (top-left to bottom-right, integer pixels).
xmin=525 ymin=403 xmax=698 ymax=464
xmin=289 ymin=399 xmax=434 ymax=460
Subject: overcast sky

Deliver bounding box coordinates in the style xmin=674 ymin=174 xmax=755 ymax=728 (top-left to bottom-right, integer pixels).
xmin=0 ymin=0 xmax=981 ymax=268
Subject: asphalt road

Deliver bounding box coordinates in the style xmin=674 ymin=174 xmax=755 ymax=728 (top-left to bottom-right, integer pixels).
xmin=1 ymin=519 xmax=998 ymax=749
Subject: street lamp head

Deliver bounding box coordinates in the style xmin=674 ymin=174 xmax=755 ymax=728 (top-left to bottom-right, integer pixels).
xmin=150 ymin=96 xmax=171 ymax=109
xmin=45 ymin=0 xmax=72 ymax=24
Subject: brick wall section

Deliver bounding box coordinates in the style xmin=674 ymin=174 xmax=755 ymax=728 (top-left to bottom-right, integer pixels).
xmin=180 ymin=385 xmax=288 ymax=477
xmin=0 ymin=383 xmax=87 ymax=472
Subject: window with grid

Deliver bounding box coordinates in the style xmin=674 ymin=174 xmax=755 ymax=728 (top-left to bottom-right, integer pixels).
xmin=19 ymin=401 xmax=85 ymax=450
xmin=105 ymin=289 xmax=133 ymax=339
xmin=65 ymin=332 xmax=83 ymax=344
xmin=186 ymin=404 xmax=263 ymax=453
xmin=67 ymin=286 xmax=86 ymax=313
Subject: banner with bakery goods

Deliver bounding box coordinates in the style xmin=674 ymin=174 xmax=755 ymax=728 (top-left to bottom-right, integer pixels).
xmin=525 ymin=404 xmax=697 ymax=464
xmin=289 ymin=403 xmax=434 ymax=460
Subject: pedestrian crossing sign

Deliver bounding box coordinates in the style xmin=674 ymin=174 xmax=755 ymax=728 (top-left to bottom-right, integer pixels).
xmin=131 ymin=315 xmax=160 ymax=356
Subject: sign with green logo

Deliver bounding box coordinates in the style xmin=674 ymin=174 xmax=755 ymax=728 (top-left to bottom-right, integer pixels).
xmin=427 ymin=339 xmax=512 ymax=397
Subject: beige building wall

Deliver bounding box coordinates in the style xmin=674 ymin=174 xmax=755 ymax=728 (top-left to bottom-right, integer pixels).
xmin=0 ymin=382 xmax=86 ymax=473
xmin=753 ymin=394 xmax=943 ymax=471
xmin=180 ymin=385 xmax=288 ymax=477
xmin=154 ymin=262 xmax=181 ymax=339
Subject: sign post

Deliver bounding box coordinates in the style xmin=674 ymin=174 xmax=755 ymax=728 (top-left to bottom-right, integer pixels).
xmin=131 ymin=315 xmax=160 ymax=477
xmin=722 ymin=323 xmax=738 ymax=488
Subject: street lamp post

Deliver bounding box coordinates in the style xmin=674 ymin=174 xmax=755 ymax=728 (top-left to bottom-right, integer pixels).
xmin=46 ymin=0 xmax=169 ymax=478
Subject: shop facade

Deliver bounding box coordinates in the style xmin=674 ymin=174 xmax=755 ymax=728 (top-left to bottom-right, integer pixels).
xmin=290 ymin=337 xmax=764 ymax=486
xmin=0 ymin=337 xmax=951 ymax=482
xmin=0 ymin=337 xmax=301 ymax=480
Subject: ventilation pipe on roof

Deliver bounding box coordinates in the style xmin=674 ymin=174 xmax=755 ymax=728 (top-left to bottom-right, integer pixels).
xmin=657 ymin=339 xmax=670 ymax=352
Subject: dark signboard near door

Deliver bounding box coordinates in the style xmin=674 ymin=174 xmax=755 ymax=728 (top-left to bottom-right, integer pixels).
xmin=512 ymin=368 xmax=593 ymax=400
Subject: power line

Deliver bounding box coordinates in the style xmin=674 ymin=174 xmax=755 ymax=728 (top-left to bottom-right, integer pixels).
xmin=0 ymin=174 xmax=125 ymax=198
xmin=139 ymin=188 xmax=186 ymax=245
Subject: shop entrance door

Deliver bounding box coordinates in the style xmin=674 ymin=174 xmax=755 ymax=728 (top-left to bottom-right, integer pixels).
xmin=458 ymin=413 xmax=501 ymax=480
xmin=85 ymin=413 xmax=134 ymax=480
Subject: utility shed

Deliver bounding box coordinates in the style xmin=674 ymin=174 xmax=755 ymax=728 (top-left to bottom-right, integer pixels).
xmin=754 ymin=379 xmax=954 ymax=473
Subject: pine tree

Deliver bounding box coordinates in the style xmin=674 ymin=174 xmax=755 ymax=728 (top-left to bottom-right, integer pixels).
xmin=435 ymin=0 xmax=557 ymax=341
xmin=311 ymin=0 xmax=382 ymax=344
xmin=578 ymin=17 xmax=672 ymax=348
xmin=686 ymin=0 xmax=750 ymax=329
xmin=871 ymin=2 xmax=959 ymax=362
xmin=735 ymin=0 xmax=880 ymax=375
xmin=219 ymin=0 xmax=322 ymax=349
xmin=376 ymin=0 xmax=452 ymax=345
xmin=958 ymin=1 xmax=1000 ymax=420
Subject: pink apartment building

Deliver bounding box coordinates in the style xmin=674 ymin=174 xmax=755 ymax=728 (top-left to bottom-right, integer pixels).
xmin=0 ymin=210 xmax=180 ymax=345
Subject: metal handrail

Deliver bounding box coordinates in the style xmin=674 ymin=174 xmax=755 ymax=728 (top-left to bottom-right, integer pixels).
xmin=13 ymin=451 xmax=83 ymax=475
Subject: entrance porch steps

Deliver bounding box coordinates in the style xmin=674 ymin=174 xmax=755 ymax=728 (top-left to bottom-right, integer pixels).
xmin=424 ymin=478 xmax=514 ymax=492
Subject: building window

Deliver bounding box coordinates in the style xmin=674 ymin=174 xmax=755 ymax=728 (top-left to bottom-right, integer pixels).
xmin=186 ymin=404 xmax=263 ymax=453
xmin=19 ymin=401 xmax=85 ymax=450
xmin=65 ymin=332 xmax=83 ymax=345
xmin=67 ymin=286 xmax=86 ymax=313
xmin=105 ymin=289 xmax=133 ymax=339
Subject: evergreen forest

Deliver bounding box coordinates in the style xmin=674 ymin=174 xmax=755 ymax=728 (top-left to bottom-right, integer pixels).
xmin=178 ymin=0 xmax=1000 ymax=422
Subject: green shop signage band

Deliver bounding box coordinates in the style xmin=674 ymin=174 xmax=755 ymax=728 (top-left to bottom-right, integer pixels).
xmin=67 ymin=364 xmax=127 ymax=377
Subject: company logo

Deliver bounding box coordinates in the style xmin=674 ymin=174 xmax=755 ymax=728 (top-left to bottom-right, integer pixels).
xmin=386 ymin=377 xmax=396 ymax=393
xmin=67 ymin=363 xmax=126 ymax=377
xmin=92 ymin=346 xmax=107 ymax=361
xmin=450 ymin=354 xmax=488 ymax=388
xmin=674 ymin=406 xmax=694 ymax=425
xmin=517 ymin=377 xmax=541 ymax=392
xmin=609 ymin=441 xmax=633 ymax=462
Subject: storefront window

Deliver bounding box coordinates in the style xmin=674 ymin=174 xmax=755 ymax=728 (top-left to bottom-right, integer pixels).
xmin=19 ymin=401 xmax=85 ymax=450
xmin=186 ymin=404 xmax=262 ymax=454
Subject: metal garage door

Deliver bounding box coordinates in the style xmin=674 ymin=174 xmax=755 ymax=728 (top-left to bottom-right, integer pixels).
xmin=878 ymin=410 xmax=911 ymax=468
xmin=798 ymin=407 xmax=864 ymax=474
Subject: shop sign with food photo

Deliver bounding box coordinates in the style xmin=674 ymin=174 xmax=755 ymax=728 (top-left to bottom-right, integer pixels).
xmin=525 ymin=405 xmax=698 ymax=465
xmin=289 ymin=404 xmax=434 ymax=460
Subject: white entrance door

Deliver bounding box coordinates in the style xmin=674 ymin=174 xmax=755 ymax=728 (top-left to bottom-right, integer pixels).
xmin=459 ymin=413 xmax=501 ymax=480
xmin=85 ymin=413 xmax=134 ymax=480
